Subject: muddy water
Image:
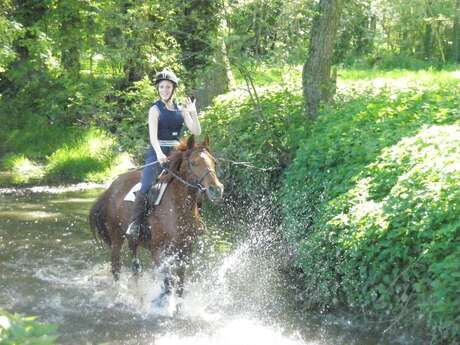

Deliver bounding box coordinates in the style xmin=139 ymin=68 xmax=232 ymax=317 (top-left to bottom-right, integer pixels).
xmin=0 ymin=187 xmax=411 ymax=345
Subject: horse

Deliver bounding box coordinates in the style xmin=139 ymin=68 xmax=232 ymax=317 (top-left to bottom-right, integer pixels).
xmin=89 ymin=136 xmax=224 ymax=301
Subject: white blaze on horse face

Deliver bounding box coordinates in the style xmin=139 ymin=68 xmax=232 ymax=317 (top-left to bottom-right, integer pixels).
xmin=199 ymin=151 xmax=216 ymax=176
xmin=199 ymin=151 xmax=210 ymax=163
xmin=198 ymin=151 xmax=224 ymax=199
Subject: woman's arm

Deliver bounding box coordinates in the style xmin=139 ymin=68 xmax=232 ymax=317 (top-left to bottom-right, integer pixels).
xmin=148 ymin=105 xmax=168 ymax=163
xmin=181 ymin=97 xmax=201 ymax=135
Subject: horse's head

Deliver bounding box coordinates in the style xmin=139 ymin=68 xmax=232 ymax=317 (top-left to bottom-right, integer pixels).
xmin=166 ymin=136 xmax=224 ymax=202
xmin=181 ymin=136 xmax=224 ymax=203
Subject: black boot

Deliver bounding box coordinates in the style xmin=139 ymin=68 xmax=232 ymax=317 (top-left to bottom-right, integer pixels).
xmin=126 ymin=192 xmax=147 ymax=240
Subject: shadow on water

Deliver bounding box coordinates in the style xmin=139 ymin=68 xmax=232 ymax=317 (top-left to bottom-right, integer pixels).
xmin=0 ymin=188 xmax=420 ymax=345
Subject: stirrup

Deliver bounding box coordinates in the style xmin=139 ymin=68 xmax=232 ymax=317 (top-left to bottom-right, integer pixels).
xmin=126 ymin=221 xmax=140 ymax=239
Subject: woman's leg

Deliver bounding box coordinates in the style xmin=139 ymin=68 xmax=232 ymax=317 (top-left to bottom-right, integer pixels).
xmin=126 ymin=148 xmax=158 ymax=239
xmin=140 ymin=148 xmax=159 ymax=194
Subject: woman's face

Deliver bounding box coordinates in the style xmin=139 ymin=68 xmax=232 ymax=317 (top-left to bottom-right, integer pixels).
xmin=158 ymin=80 xmax=175 ymax=101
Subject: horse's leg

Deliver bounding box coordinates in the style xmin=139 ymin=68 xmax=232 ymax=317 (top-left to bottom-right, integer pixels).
xmin=175 ymin=264 xmax=186 ymax=298
xmin=150 ymin=246 xmax=168 ymax=288
xmin=161 ymin=263 xmax=173 ymax=296
xmin=175 ymin=248 xmax=191 ymax=298
xmin=128 ymin=240 xmax=142 ymax=274
xmin=111 ymin=241 xmax=123 ymax=281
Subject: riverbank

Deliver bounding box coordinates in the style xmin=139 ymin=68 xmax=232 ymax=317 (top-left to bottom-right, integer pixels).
xmin=0 ymin=127 xmax=131 ymax=187
xmin=0 ymin=181 xmax=107 ymax=195
xmin=201 ymin=67 xmax=460 ymax=345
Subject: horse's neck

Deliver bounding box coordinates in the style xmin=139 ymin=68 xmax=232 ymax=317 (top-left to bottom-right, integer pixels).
xmin=171 ymin=161 xmax=199 ymax=206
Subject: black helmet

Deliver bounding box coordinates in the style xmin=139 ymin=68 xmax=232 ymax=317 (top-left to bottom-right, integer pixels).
xmin=154 ymin=70 xmax=179 ymax=86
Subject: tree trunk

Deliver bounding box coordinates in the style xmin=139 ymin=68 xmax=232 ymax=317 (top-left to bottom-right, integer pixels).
xmin=172 ymin=0 xmax=220 ymax=89
xmin=302 ymin=0 xmax=343 ymax=121
xmin=59 ymin=2 xmax=81 ymax=79
xmin=453 ymin=0 xmax=460 ymax=62
xmin=215 ymin=1 xmax=235 ymax=92
xmin=195 ymin=2 xmax=235 ymax=110
xmin=424 ymin=22 xmax=433 ymax=60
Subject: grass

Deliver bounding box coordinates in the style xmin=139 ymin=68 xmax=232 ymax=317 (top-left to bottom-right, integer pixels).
xmin=0 ymin=127 xmax=131 ymax=186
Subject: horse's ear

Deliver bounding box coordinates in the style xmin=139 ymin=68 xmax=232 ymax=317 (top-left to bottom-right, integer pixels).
xmin=202 ymin=135 xmax=210 ymax=147
xmin=187 ymin=135 xmax=195 ymax=150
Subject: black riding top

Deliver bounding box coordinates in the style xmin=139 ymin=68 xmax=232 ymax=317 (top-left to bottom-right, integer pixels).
xmin=154 ymin=100 xmax=184 ymax=141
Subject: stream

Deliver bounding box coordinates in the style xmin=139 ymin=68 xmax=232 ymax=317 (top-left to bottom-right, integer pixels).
xmin=0 ymin=186 xmax=414 ymax=344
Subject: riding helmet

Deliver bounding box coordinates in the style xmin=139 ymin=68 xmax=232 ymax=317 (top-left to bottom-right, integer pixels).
xmin=155 ymin=70 xmax=179 ymax=86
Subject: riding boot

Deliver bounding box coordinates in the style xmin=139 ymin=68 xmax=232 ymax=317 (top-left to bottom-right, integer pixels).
xmin=126 ymin=191 xmax=147 ymax=240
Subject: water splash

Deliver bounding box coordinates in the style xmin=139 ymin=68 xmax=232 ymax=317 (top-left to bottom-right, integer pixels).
xmin=156 ymin=317 xmax=308 ymax=345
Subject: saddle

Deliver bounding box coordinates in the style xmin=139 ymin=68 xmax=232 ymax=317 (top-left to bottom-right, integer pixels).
xmin=124 ymin=172 xmax=169 ymax=206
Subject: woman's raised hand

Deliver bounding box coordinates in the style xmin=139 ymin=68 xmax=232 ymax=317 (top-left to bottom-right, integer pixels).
xmin=184 ymin=97 xmax=197 ymax=115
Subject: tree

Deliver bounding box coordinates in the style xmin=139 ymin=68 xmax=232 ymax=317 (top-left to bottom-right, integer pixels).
xmin=454 ymin=0 xmax=460 ymax=62
xmin=195 ymin=1 xmax=235 ymax=109
xmin=56 ymin=0 xmax=83 ymax=78
xmin=303 ymin=0 xmax=343 ymax=120
xmin=0 ymin=3 xmax=23 ymax=73
xmin=168 ymin=0 xmax=222 ymax=90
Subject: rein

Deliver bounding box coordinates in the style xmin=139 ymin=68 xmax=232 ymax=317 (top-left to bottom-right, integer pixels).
xmin=162 ymin=164 xmax=208 ymax=193
xmin=133 ymin=152 xmax=215 ymax=193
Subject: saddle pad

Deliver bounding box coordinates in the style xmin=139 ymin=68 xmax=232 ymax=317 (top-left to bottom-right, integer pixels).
xmin=124 ymin=181 xmax=168 ymax=206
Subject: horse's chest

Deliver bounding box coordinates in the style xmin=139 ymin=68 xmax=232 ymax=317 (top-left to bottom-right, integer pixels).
xmin=154 ymin=200 xmax=199 ymax=239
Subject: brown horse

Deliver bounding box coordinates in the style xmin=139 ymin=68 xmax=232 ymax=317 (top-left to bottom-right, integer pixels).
xmin=89 ymin=136 xmax=224 ymax=300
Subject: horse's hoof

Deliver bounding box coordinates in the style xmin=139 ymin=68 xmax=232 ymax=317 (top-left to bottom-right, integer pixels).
xmin=152 ymin=291 xmax=171 ymax=309
xmin=131 ymin=259 xmax=142 ymax=274
xmin=174 ymin=302 xmax=183 ymax=318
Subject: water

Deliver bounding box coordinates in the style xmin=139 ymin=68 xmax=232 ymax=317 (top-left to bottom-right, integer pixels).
xmin=0 ymin=187 xmax=415 ymax=344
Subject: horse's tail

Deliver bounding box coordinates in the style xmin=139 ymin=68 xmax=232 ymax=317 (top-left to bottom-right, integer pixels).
xmin=89 ymin=190 xmax=112 ymax=248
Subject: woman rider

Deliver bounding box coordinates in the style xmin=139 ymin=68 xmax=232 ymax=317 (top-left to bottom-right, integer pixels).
xmin=126 ymin=70 xmax=201 ymax=240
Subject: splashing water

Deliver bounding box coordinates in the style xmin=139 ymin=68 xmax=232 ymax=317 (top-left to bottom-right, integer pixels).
xmin=0 ymin=189 xmax=404 ymax=345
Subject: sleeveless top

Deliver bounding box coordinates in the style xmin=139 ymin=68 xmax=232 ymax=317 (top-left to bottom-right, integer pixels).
xmin=153 ymin=100 xmax=184 ymax=146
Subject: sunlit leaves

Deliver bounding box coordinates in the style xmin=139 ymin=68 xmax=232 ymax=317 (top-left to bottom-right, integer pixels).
xmin=282 ymin=72 xmax=460 ymax=343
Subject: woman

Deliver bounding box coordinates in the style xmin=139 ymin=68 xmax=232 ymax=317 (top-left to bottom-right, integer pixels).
xmin=126 ymin=70 xmax=201 ymax=240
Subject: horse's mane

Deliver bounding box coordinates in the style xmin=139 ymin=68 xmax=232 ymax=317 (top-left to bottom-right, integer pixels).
xmin=160 ymin=137 xmax=209 ymax=181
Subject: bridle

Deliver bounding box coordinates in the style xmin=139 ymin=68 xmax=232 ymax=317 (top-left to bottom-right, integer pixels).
xmin=162 ymin=149 xmax=218 ymax=193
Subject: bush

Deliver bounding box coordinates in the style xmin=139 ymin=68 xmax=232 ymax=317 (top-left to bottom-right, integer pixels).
xmin=282 ymin=77 xmax=460 ymax=343
xmin=0 ymin=309 xmax=58 ymax=345
xmin=201 ymin=87 xmax=305 ymax=201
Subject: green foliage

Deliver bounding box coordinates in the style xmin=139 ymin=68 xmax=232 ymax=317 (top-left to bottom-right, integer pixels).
xmin=0 ymin=9 xmax=23 ymax=72
xmin=0 ymin=309 xmax=58 ymax=345
xmin=1 ymin=154 xmax=44 ymax=184
xmin=0 ymin=126 xmax=128 ymax=185
xmin=282 ymin=75 xmax=460 ymax=343
xmin=226 ymin=0 xmax=314 ymax=63
xmin=44 ymin=128 xmax=125 ymax=183
xmin=113 ymin=77 xmax=157 ymax=161
xmin=201 ymin=86 xmax=305 ymax=200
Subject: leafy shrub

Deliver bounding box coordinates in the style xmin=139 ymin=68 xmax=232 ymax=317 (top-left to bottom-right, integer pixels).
xmin=201 ymin=87 xmax=305 ymax=201
xmin=282 ymin=78 xmax=460 ymax=343
xmin=1 ymin=154 xmax=44 ymax=184
xmin=0 ymin=309 xmax=58 ymax=345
